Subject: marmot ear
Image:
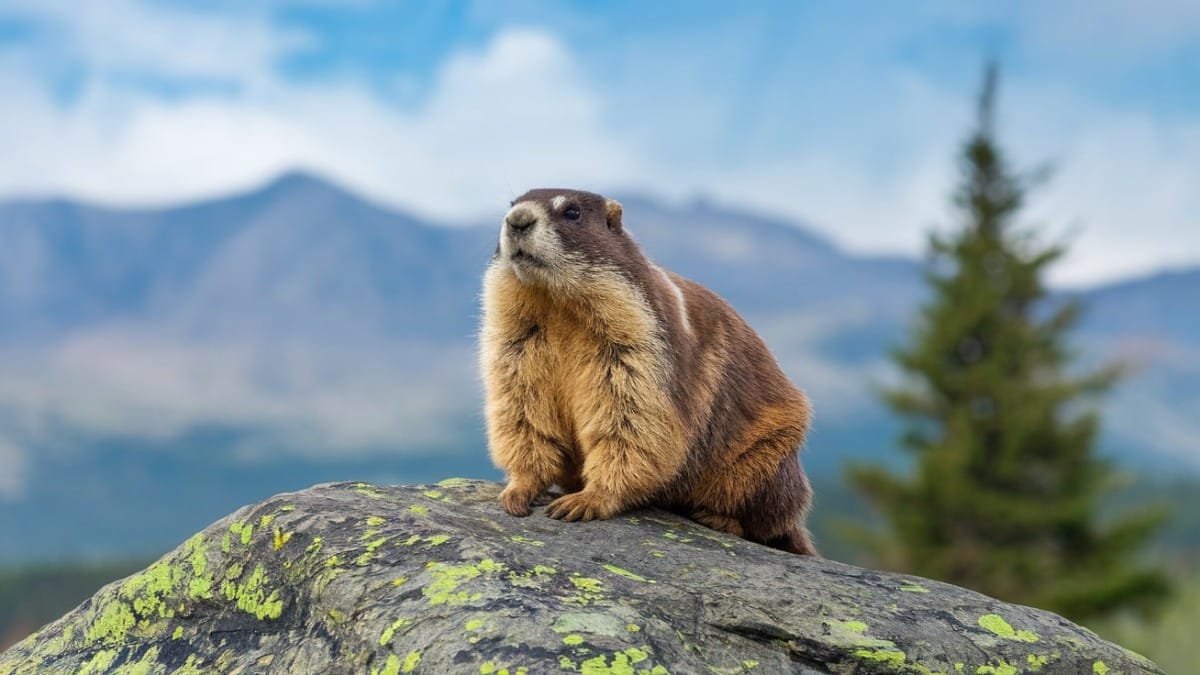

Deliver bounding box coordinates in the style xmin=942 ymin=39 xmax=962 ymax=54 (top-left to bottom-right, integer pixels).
xmin=604 ymin=199 xmax=624 ymax=232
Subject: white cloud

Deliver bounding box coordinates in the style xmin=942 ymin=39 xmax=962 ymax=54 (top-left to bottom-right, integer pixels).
xmin=701 ymin=72 xmax=1200 ymax=287
xmin=1025 ymin=115 xmax=1200 ymax=286
xmin=4 ymin=0 xmax=300 ymax=84
xmin=0 ymin=22 xmax=648 ymax=222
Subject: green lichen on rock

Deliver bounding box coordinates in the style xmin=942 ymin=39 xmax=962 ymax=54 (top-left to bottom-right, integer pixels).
xmin=220 ymin=563 xmax=284 ymax=620
xmin=602 ymin=564 xmax=655 ymax=583
xmin=0 ymin=479 xmax=1163 ymax=674
xmin=978 ymin=614 xmax=1040 ymax=643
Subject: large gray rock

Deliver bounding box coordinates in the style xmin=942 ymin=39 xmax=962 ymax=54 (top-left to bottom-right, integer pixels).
xmin=0 ymin=480 xmax=1161 ymax=674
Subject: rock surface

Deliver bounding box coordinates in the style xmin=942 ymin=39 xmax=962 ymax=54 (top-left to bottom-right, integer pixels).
xmin=0 ymin=479 xmax=1161 ymax=674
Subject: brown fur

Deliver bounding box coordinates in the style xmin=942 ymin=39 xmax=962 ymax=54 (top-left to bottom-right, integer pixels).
xmin=479 ymin=188 xmax=817 ymax=555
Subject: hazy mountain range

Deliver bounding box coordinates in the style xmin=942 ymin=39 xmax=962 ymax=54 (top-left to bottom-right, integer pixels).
xmin=0 ymin=172 xmax=1197 ymax=563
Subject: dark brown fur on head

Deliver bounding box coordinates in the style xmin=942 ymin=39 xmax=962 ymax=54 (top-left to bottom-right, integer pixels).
xmin=497 ymin=189 xmax=642 ymax=285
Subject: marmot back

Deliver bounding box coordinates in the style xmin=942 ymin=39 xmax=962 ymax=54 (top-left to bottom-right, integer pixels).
xmin=479 ymin=188 xmax=816 ymax=555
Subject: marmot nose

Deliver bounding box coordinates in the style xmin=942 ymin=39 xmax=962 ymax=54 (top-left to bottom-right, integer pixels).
xmin=505 ymin=211 xmax=537 ymax=234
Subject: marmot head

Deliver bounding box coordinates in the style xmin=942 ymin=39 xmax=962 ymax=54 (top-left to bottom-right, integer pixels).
xmin=494 ymin=188 xmax=628 ymax=289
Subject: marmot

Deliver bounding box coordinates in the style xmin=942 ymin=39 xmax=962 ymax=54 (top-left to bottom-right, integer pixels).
xmin=479 ymin=188 xmax=816 ymax=555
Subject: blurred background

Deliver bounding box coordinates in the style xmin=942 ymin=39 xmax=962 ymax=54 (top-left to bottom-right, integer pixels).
xmin=0 ymin=1 xmax=1196 ymax=669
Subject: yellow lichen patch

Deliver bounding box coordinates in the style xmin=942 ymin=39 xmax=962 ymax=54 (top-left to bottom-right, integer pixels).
xmin=508 ymin=565 xmax=557 ymax=588
xmin=977 ymin=614 xmax=1039 ymax=643
xmin=172 ymin=626 xmax=184 ymax=640
xmin=258 ymin=514 xmax=276 ymax=529
xmin=622 ymin=647 xmax=649 ymax=664
xmin=355 ymin=536 xmax=393 ymax=565
xmin=601 ymin=565 xmax=655 ymax=583
xmin=175 ymin=654 xmax=206 ymax=675
xmin=626 ymin=624 xmax=640 ymax=632
xmin=87 ymin=552 xmax=203 ymax=647
xmin=1092 ymin=662 xmax=1109 ymax=675
xmin=510 ymin=535 xmax=545 ymax=546
xmin=366 ymin=515 xmax=386 ymax=527
xmin=86 ymin=599 xmax=137 ymax=645
xmin=185 ymin=534 xmax=207 ymax=573
xmin=279 ymin=504 xmax=297 ymax=512
xmin=372 ymin=653 xmax=401 ymax=675
xmin=571 ymin=577 xmax=603 ymax=593
xmin=380 ymin=618 xmax=412 ymax=646
xmin=229 ymin=521 xmax=254 ymax=546
xmin=408 ymin=505 xmax=430 ymax=516
xmin=437 ymin=477 xmax=470 ymax=488
xmin=355 ymin=482 xmax=385 ymax=499
xmin=220 ymin=563 xmax=283 ymax=620
xmin=423 ymin=559 xmax=506 ymax=606
xmin=391 ymin=576 xmax=409 ymax=587
xmin=899 ymin=583 xmax=930 ymax=593
xmin=314 ymin=566 xmax=346 ymax=598
xmin=282 ymin=534 xmax=326 ymax=582
xmin=401 ymin=651 xmax=421 ymax=673
xmin=823 ymin=618 xmax=894 ymax=651
xmin=743 ymin=660 xmax=759 ymax=669
xmin=78 ymin=648 xmax=120 ymax=674
xmin=123 ymin=560 xmax=179 ymax=622
xmin=1026 ymin=654 xmax=1049 ymax=671
xmin=273 ymin=528 xmax=294 ymax=551
xmin=576 ymin=647 xmax=659 ymax=675
xmin=854 ymin=648 xmax=907 ymax=668
xmin=399 ymin=533 xmax=450 ymax=547
xmin=566 ymin=575 xmax=605 ymax=605
xmin=465 ymin=618 xmax=485 ymax=631
xmin=184 ymin=536 xmax=214 ymax=600
xmin=563 ymin=634 xmax=584 ymax=646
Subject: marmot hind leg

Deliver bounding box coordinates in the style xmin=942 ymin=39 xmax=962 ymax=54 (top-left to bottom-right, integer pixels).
xmin=741 ymin=453 xmax=819 ymax=556
xmin=690 ymin=509 xmax=745 ymax=537
xmin=762 ymin=525 xmax=819 ymax=556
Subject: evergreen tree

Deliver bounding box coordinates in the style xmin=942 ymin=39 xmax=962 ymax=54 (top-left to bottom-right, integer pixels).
xmin=845 ymin=65 xmax=1170 ymax=621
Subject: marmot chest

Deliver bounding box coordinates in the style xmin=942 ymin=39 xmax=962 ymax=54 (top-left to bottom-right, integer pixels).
xmin=519 ymin=308 xmax=607 ymax=405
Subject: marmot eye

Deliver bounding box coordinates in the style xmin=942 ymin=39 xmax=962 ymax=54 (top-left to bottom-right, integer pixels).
xmin=564 ymin=206 xmax=581 ymax=221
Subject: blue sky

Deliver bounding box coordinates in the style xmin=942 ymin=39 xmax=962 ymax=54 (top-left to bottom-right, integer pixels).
xmin=0 ymin=0 xmax=1197 ymax=284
